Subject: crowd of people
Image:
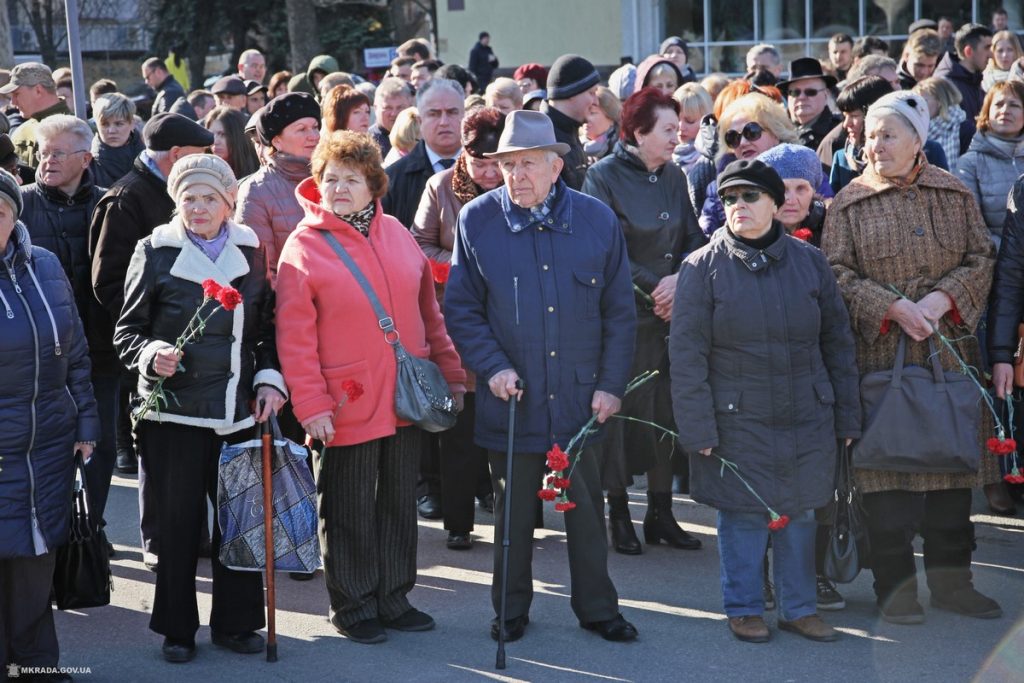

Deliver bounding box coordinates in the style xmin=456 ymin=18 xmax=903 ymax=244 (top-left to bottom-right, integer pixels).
xmin=2 ymin=10 xmax=1023 ymax=677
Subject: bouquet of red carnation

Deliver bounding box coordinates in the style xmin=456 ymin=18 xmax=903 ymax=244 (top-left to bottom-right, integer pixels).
xmin=429 ymin=260 xmax=451 ymax=285
xmin=133 ymin=279 xmax=243 ymax=424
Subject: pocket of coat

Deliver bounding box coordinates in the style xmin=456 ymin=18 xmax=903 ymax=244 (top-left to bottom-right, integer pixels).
xmin=574 ymin=270 xmax=603 ymax=319
xmin=814 ymin=381 xmax=836 ymax=405
xmin=323 ymin=360 xmax=374 ymax=420
xmin=575 ymin=365 xmax=598 ymax=385
xmin=713 ymin=390 xmax=741 ymax=414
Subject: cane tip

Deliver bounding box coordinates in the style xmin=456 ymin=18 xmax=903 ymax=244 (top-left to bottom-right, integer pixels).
xmin=266 ymin=643 xmax=278 ymax=662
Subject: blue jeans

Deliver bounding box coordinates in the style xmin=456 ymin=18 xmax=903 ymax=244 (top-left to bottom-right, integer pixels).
xmin=717 ymin=508 xmax=816 ymax=621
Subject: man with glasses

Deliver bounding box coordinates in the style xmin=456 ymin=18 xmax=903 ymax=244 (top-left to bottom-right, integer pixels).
xmin=777 ymin=58 xmax=841 ymax=153
xmin=0 ymin=63 xmax=72 ymax=168
xmin=142 ymin=57 xmax=187 ymax=116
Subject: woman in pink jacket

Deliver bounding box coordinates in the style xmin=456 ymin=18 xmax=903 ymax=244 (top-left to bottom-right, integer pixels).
xmin=275 ymin=130 xmax=466 ymax=645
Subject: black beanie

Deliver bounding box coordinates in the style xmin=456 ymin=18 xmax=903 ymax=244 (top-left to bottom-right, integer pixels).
xmin=256 ymin=92 xmax=321 ymax=146
xmin=717 ymin=159 xmax=786 ymax=208
xmin=546 ymin=54 xmax=599 ymax=100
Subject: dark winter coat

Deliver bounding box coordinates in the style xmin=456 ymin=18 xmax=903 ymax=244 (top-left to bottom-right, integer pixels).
xmin=796 ymin=108 xmax=842 ymax=153
xmin=21 ymin=170 xmax=110 ymax=370
xmin=669 ymin=224 xmax=861 ymax=514
xmin=683 ymin=114 xmax=719 ymax=219
xmin=541 ymin=101 xmax=589 ymax=191
xmin=444 ymin=180 xmax=637 ymax=452
xmin=988 ymin=177 xmax=1024 ymax=366
xmin=383 ymin=140 xmax=436 ymax=229
xmin=934 ymin=52 xmax=985 ymax=155
xmin=369 ymin=122 xmax=392 ymax=160
xmin=0 ymin=223 xmax=99 ymax=558
xmin=151 ymin=74 xmax=187 ymax=116
xmin=89 ymin=131 xmax=145 ymax=188
xmin=114 ymin=219 xmax=285 ymax=434
xmin=468 ymin=41 xmax=499 ymax=87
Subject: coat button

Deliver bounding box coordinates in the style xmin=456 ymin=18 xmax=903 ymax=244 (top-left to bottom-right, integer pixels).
xmin=542 ymin=264 xmax=549 ymax=270
xmin=549 ymin=351 xmax=556 ymax=357
xmin=907 ymin=191 xmax=916 ymax=200
xmin=549 ymin=394 xmax=555 ymax=400
xmin=648 ymin=174 xmax=658 ymax=183
xmin=591 ymin=278 xmax=597 ymax=284
xmin=727 ymin=404 xmax=734 ymax=410
xmin=228 ymin=372 xmax=235 ymax=378
xmin=664 ymin=253 xmax=673 ymax=260
xmin=538 ymin=226 xmax=544 ymax=231
xmin=914 ymin=227 xmax=925 ymax=236
xmin=547 ymin=306 xmax=554 ymax=312
xmin=659 ymin=211 xmax=669 ymax=220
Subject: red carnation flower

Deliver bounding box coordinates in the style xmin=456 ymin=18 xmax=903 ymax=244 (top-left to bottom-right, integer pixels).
xmin=987 ymin=437 xmax=1016 ymax=455
xmin=554 ymin=500 xmax=577 ymax=512
xmin=1004 ymin=473 xmax=1024 ymax=484
xmin=767 ymin=514 xmax=790 ymax=531
xmin=202 ymin=279 xmax=222 ymax=299
xmin=429 ymin=260 xmax=451 ymax=284
xmin=341 ymin=380 xmax=365 ymax=403
xmin=553 ymin=477 xmax=571 ymax=489
xmin=537 ymin=488 xmax=558 ymax=501
xmin=1001 ymin=438 xmax=1018 ymax=454
xmin=546 ymin=444 xmax=570 ymax=472
xmin=792 ymin=228 xmax=813 ymax=241
xmin=217 ymin=286 xmax=243 ymax=311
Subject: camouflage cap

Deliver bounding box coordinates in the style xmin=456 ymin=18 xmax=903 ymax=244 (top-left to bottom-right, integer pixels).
xmin=0 ymin=62 xmax=55 ymax=95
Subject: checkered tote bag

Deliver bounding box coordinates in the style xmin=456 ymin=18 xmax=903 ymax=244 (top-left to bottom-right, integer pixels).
xmin=217 ymin=418 xmax=321 ymax=574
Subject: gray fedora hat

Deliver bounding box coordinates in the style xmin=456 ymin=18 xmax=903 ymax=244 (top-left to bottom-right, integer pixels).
xmin=484 ymin=110 xmax=570 ymax=157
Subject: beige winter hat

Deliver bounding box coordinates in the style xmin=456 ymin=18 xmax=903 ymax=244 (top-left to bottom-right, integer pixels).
xmin=167 ymin=153 xmax=238 ymax=208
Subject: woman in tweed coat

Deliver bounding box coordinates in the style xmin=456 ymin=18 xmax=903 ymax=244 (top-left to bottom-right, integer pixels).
xmin=821 ymin=91 xmax=1002 ymax=625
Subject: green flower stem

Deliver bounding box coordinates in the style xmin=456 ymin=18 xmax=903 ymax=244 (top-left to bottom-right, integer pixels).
xmin=633 ymin=283 xmax=655 ymax=305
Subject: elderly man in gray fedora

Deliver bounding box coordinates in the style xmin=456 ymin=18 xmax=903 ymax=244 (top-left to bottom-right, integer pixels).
xmin=444 ymin=110 xmax=638 ymax=644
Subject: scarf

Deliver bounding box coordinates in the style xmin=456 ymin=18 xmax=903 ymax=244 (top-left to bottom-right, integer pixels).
xmin=886 ymin=153 xmax=927 ymax=189
xmin=843 ymin=137 xmax=868 ymax=175
xmin=339 ymin=202 xmax=376 ymax=236
xmin=451 ymin=155 xmax=483 ymax=205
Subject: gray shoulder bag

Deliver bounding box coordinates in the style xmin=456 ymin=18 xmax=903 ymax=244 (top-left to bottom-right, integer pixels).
xmin=320 ymin=231 xmax=457 ymax=433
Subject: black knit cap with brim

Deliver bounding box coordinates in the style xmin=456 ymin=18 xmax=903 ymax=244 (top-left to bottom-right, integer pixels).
xmin=546 ymin=54 xmax=600 ymax=101
xmin=255 ymin=92 xmax=321 ymax=146
xmin=717 ymin=159 xmax=786 ymax=208
xmin=0 ymin=166 xmax=24 ymax=217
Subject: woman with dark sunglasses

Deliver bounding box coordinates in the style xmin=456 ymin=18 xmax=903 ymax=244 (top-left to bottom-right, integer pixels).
xmin=671 ymin=158 xmax=860 ymax=644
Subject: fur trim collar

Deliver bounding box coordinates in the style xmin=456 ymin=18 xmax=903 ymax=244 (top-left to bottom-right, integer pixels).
xmin=151 ymin=218 xmax=259 ymax=286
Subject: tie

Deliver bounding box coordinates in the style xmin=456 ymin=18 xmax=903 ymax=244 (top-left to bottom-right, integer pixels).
xmin=438 ymin=158 xmax=455 ymax=170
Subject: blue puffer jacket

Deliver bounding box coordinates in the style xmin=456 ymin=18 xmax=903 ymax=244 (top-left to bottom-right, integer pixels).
xmin=444 ymin=181 xmax=636 ymax=452
xmin=0 ymin=223 xmax=99 ymax=559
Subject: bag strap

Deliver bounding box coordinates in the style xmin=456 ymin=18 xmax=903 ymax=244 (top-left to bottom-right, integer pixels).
xmin=891 ymin=333 xmax=945 ymax=387
xmin=320 ymin=230 xmax=401 ymax=347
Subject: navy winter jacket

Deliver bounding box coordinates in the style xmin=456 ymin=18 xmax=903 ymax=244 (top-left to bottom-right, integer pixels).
xmin=0 ymin=223 xmax=99 ymax=559
xmin=444 ymin=181 xmax=636 ymax=453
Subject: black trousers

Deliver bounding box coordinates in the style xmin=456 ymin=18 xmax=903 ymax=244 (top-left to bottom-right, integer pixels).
xmin=439 ymin=394 xmax=490 ymax=533
xmin=137 ymin=421 xmax=264 ymax=641
xmin=317 ymin=427 xmax=426 ymax=627
xmin=862 ymin=488 xmax=974 ymax=602
xmin=488 ymin=446 xmax=619 ymax=623
xmin=84 ymin=368 xmax=118 ymax=526
xmin=0 ymin=552 xmax=58 ymax=671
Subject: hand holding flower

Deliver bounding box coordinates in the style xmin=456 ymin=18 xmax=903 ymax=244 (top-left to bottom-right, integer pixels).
xmin=153 ymin=348 xmax=183 ymax=378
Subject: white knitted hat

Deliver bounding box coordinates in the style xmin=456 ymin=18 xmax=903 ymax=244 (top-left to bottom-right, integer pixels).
xmin=167 ymin=153 xmax=238 ymax=208
xmin=866 ymin=90 xmax=930 ymax=146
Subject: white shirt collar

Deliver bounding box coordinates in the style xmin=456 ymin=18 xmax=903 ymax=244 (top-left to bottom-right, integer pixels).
xmin=425 ymin=144 xmax=461 ymax=172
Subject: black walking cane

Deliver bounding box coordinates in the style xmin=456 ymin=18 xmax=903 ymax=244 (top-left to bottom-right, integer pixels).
xmin=496 ymin=380 xmax=524 ymax=670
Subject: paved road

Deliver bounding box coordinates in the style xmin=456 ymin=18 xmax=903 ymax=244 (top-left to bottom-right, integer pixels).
xmin=48 ymin=472 xmax=1024 ymax=683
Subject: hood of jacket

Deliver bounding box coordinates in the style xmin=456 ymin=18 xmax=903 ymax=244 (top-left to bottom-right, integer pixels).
xmin=307 ymin=54 xmax=339 ymax=82
xmin=934 ymin=52 xmax=983 ymax=88
xmin=635 ymin=55 xmax=684 ymax=91
xmin=965 ymin=130 xmax=1024 ymax=160
xmin=695 ymin=114 xmax=718 ymax=160
xmin=2 ymin=221 xmax=32 ymax=269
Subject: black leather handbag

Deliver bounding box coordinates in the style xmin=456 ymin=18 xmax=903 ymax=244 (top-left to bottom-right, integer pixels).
xmin=320 ymin=231 xmax=457 ymax=433
xmin=824 ymin=442 xmax=871 ymax=584
xmin=53 ymin=451 xmax=112 ymax=610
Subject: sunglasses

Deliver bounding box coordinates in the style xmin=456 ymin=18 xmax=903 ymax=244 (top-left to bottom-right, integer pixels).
xmin=721 ymin=189 xmax=765 ymax=207
xmin=788 ymin=87 xmax=823 ymax=98
xmin=724 ymin=122 xmax=764 ymax=149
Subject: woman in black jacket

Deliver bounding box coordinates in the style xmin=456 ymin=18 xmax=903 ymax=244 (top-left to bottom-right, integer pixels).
xmin=582 ymin=87 xmax=707 ymax=554
xmin=0 ymin=168 xmax=99 ymax=674
xmin=114 ymin=154 xmax=287 ymax=663
xmin=670 ymin=160 xmax=860 ymax=644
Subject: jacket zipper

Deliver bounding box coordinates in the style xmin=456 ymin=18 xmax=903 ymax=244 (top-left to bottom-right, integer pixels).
xmin=513 ymin=276 xmax=520 ymax=325
xmin=24 ymin=261 xmax=62 ymax=356
xmin=6 ymin=259 xmax=45 ymax=551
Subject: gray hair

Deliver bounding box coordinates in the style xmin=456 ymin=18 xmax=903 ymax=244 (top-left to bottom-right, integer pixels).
xmin=239 ymin=48 xmax=264 ymax=64
xmin=375 ymin=76 xmax=413 ymax=103
xmin=746 ymin=43 xmax=781 ymax=68
xmin=35 ymin=114 xmax=93 ymax=150
xmin=848 ymin=55 xmax=899 ymax=81
xmin=416 ymin=77 xmax=464 ymax=109
xmin=93 ymin=92 xmax=136 ymax=123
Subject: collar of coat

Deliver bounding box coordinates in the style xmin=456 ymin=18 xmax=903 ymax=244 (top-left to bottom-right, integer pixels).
xmin=719 ymin=221 xmax=788 ymax=272
xmin=150 ymin=217 xmax=259 ymax=286
xmin=830 ymin=163 xmax=970 ymax=211
xmin=499 ymin=179 xmax=573 ymax=233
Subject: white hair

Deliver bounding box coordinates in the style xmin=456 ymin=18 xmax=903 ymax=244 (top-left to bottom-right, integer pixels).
xmin=35 ymin=114 xmax=93 ymax=151
xmin=239 ymin=49 xmax=264 ymax=63
xmin=416 ymin=78 xmax=464 ymax=109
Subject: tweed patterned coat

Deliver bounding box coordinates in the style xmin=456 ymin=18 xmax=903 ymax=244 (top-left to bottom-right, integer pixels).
xmin=821 ymin=163 xmax=1000 ymax=493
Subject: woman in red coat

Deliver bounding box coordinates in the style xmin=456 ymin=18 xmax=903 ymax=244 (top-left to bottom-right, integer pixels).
xmin=275 ymin=130 xmax=466 ymax=645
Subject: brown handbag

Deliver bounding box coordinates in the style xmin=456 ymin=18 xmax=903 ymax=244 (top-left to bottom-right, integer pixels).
xmin=1014 ymin=323 xmax=1024 ymax=388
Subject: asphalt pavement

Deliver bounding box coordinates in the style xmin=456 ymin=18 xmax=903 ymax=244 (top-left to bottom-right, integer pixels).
xmin=47 ymin=472 xmax=1024 ymax=683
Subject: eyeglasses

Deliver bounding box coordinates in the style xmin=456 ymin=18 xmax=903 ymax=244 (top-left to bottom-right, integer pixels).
xmin=724 ymin=122 xmax=764 ymax=149
xmin=721 ymin=189 xmax=765 ymax=207
xmin=788 ymin=87 xmax=823 ymax=98
xmin=38 ymin=149 xmax=88 ymax=162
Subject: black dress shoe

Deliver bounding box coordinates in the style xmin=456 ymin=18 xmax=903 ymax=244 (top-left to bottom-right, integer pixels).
xmin=115 ymin=447 xmax=138 ymax=474
xmin=417 ymin=494 xmax=443 ymax=519
xmin=106 ymin=540 xmax=115 ymax=558
xmin=447 ymin=532 xmax=473 ymax=550
xmin=490 ymin=614 xmax=529 ymax=642
xmin=382 ymin=608 xmax=435 ymax=631
xmin=331 ymin=616 xmax=387 ymax=644
xmin=290 ymin=571 xmax=316 ymax=581
xmin=478 ymin=493 xmax=495 ymax=514
xmin=580 ymin=614 xmax=638 ymax=642
xmin=211 ymin=630 xmax=264 ymax=654
xmin=162 ymin=637 xmax=196 ymax=663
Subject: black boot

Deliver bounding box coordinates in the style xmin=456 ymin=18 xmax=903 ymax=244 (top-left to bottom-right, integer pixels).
xmin=868 ymin=528 xmax=924 ymax=624
xmin=924 ymin=525 xmax=1002 ymax=619
xmin=643 ymin=492 xmax=701 ymax=549
xmin=607 ymin=494 xmax=641 ymax=555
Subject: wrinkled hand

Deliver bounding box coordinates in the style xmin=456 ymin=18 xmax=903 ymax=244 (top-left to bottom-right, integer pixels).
xmin=651 ymin=274 xmax=678 ymax=306
xmin=886 ymin=298 xmax=934 ymax=342
xmin=253 ymin=386 xmax=286 ymax=423
xmin=591 ymin=390 xmax=621 ymax=424
xmin=75 ymin=442 xmax=94 ymax=463
xmin=488 ymin=369 xmax=523 ymax=401
xmin=994 ymin=362 xmax=1015 ymax=400
xmin=916 ymin=291 xmax=952 ymax=323
xmin=304 ymin=415 xmax=335 ymax=444
xmin=454 ymin=391 xmax=466 ymax=413
xmin=653 ymin=300 xmax=673 ymax=322
xmin=152 ymin=347 xmax=182 ymax=378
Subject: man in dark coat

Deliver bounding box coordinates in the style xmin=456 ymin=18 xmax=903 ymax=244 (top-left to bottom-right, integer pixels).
xmin=89 ymin=112 xmax=213 ymax=568
xmin=142 ymin=57 xmax=187 ymax=116
xmin=934 ymin=23 xmax=993 ymax=154
xmin=444 ymin=111 xmax=638 ymax=644
xmin=370 ymin=77 xmax=413 ymax=160
xmin=778 ymin=58 xmax=841 ymax=153
xmin=541 ymin=54 xmax=599 ymax=191
xmin=468 ymin=32 xmax=499 ymax=88
xmin=383 ymin=78 xmax=464 ymax=229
